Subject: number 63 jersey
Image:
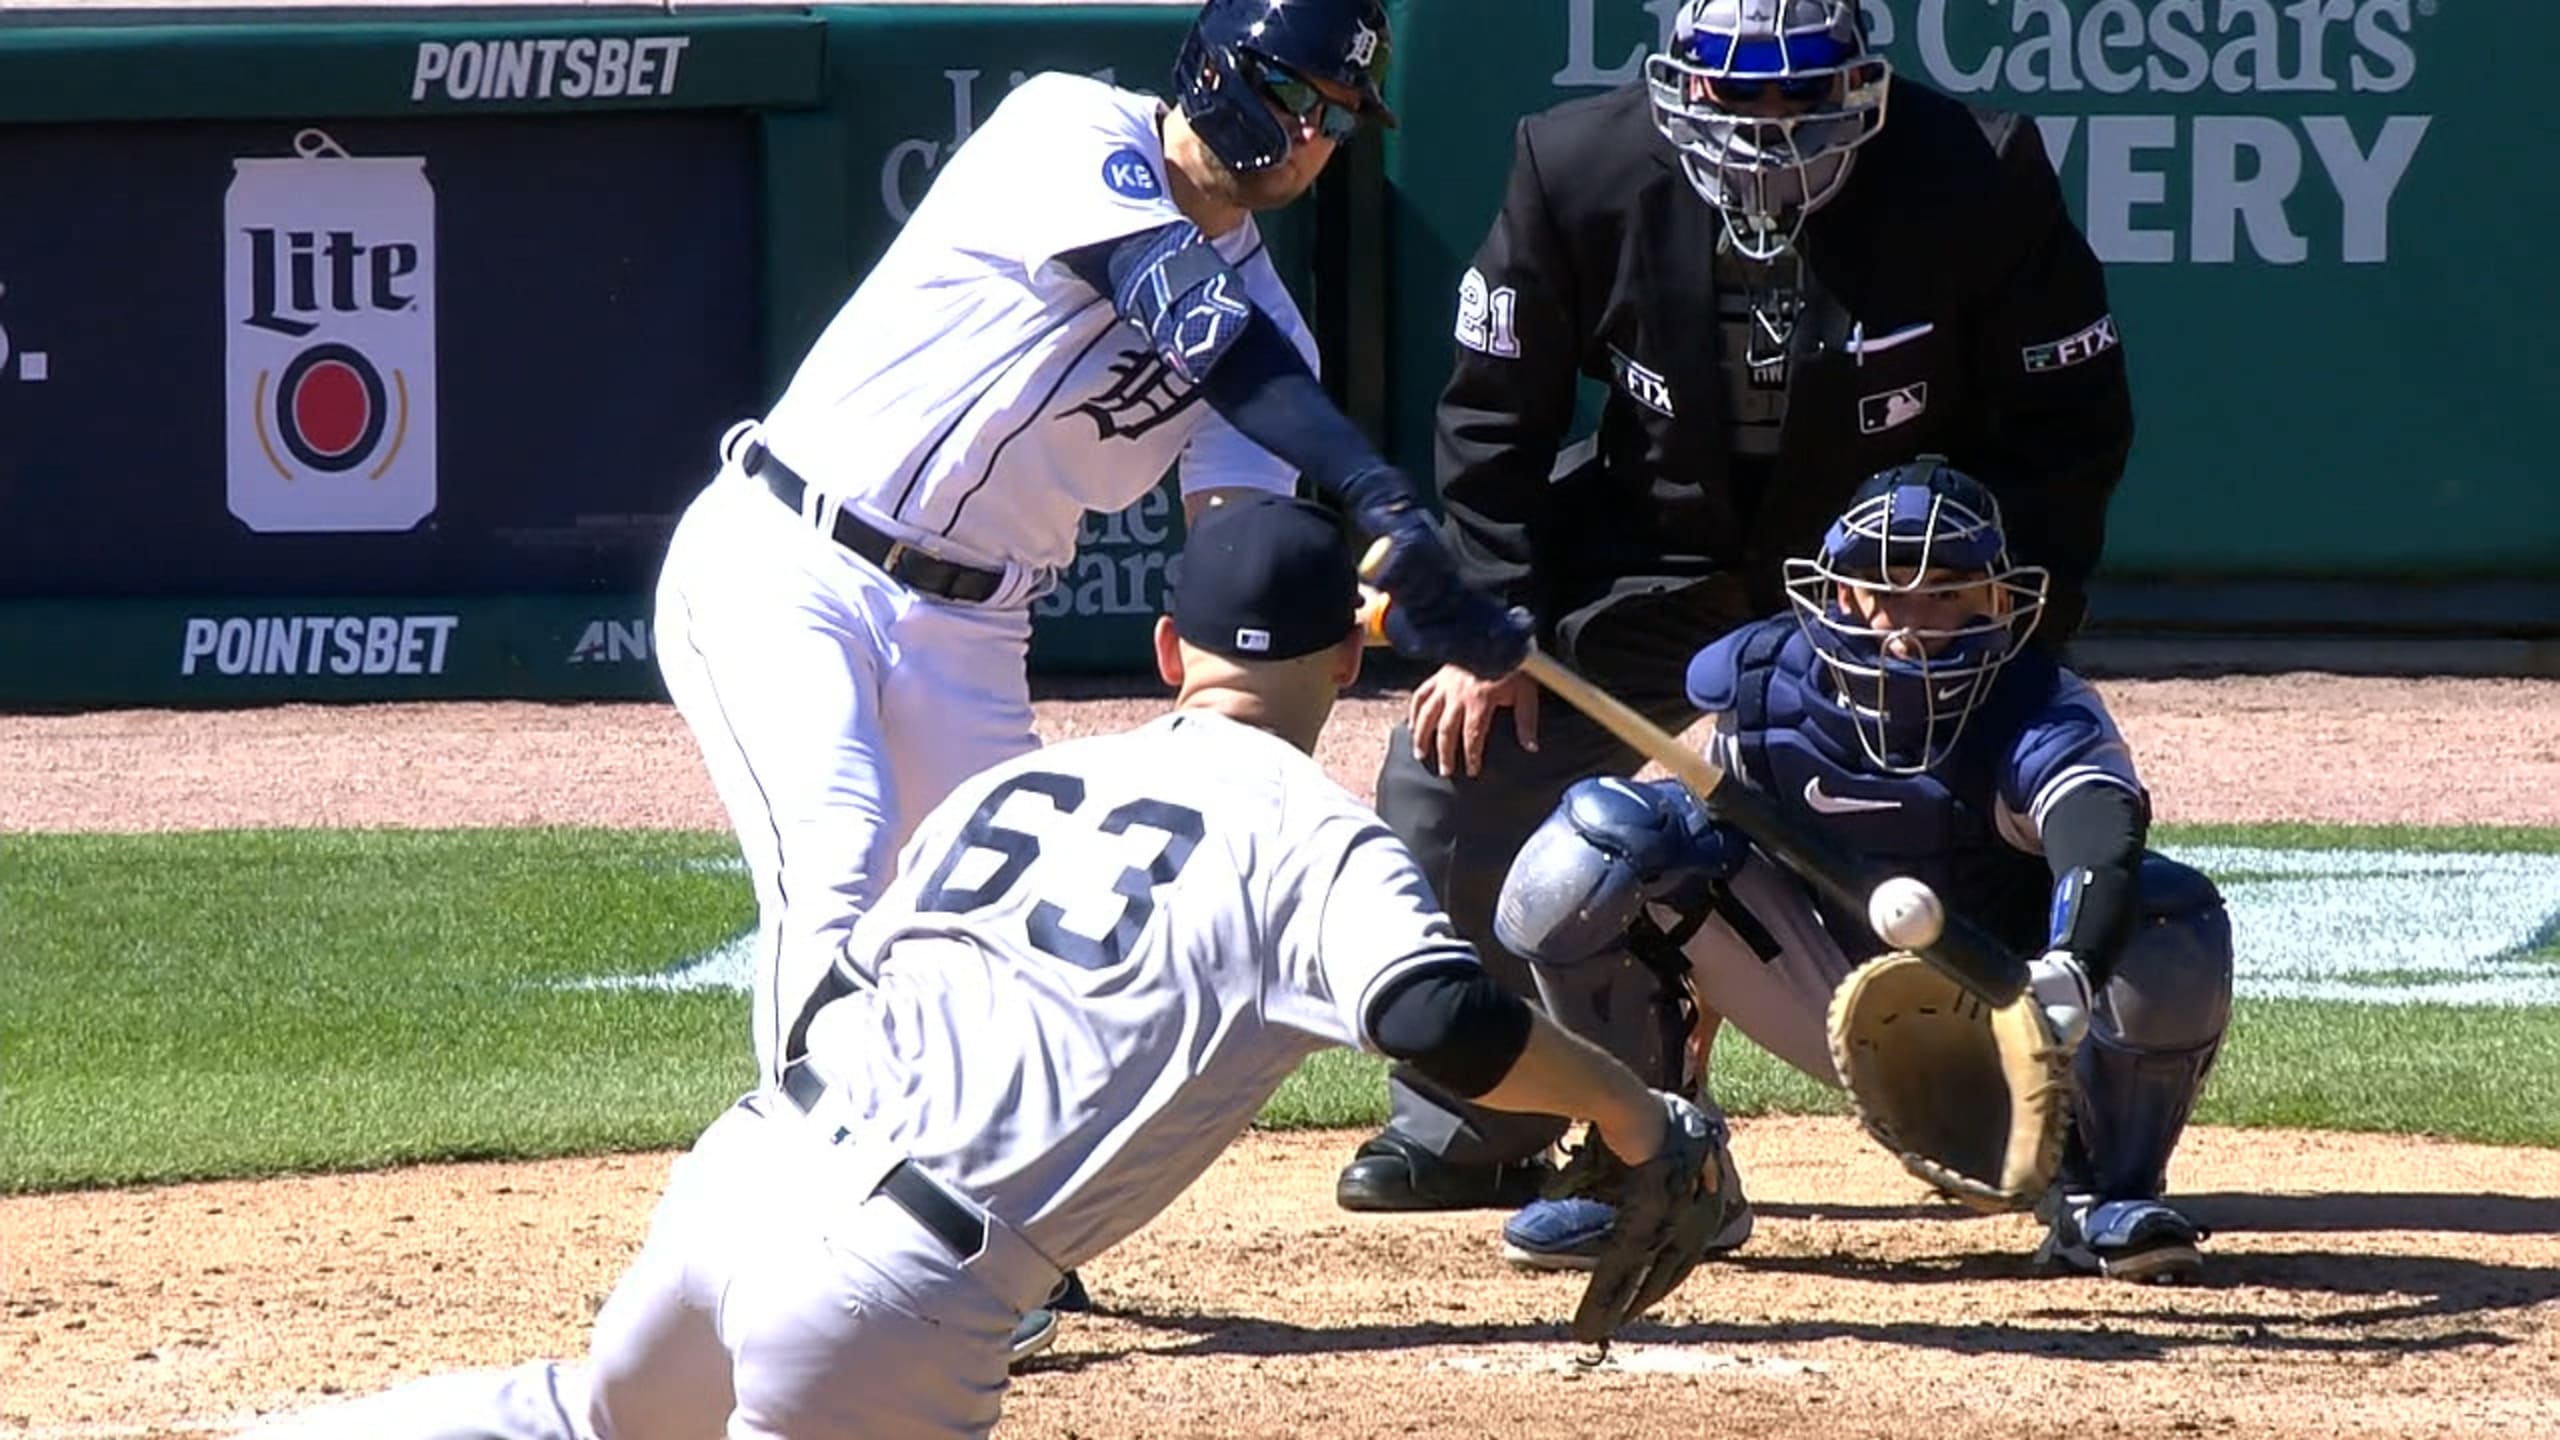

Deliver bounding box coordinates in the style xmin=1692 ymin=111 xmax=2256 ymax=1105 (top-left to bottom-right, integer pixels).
xmin=801 ymin=710 xmax=1475 ymax=1269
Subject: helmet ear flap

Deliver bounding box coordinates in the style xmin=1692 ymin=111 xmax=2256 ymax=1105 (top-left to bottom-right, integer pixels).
xmin=1174 ymin=24 xmax=1297 ymax=174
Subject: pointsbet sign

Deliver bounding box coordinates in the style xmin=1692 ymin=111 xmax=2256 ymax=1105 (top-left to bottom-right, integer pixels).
xmin=410 ymin=36 xmax=694 ymax=103
xmin=1555 ymin=0 xmax=2436 ymax=265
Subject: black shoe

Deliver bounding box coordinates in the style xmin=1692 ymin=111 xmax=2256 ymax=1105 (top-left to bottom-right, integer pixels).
xmin=1048 ymin=1269 xmax=1092 ymax=1313
xmin=1334 ymin=1130 xmax=1553 ymax=1213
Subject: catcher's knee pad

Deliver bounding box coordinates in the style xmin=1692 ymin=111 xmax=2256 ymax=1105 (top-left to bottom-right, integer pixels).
xmin=2072 ymin=853 xmax=2233 ymax=1201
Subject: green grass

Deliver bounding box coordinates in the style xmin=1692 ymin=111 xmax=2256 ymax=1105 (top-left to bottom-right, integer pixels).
xmin=1267 ymin=1003 xmax=2560 ymax=1148
xmin=0 ymin=830 xmax=757 ymax=1191
xmin=4 ymin=821 xmax=2557 ymax=1192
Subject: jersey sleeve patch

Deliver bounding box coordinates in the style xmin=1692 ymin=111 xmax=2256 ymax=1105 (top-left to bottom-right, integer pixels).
xmin=1101 ymin=146 xmax=1162 ymax=200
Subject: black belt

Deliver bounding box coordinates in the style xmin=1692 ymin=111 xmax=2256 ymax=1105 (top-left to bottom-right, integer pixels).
xmin=780 ymin=1061 xmax=986 ymax=1259
xmin=744 ymin=441 xmax=1005 ymax=605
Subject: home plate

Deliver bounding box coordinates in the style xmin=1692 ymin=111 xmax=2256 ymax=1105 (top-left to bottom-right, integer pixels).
xmin=1439 ymin=1347 xmax=1829 ymax=1379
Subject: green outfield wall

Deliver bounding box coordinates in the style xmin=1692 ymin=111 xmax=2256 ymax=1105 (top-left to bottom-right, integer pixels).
xmin=1376 ymin=0 xmax=2557 ymax=581
xmin=0 ymin=1 xmax=2545 ymax=705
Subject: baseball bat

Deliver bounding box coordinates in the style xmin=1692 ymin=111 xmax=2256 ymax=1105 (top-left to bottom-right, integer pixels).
xmin=1358 ymin=546 xmax=2029 ymax=1006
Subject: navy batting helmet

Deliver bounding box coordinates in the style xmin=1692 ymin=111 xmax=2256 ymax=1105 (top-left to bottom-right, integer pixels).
xmin=1175 ymin=0 xmax=1397 ymax=175
xmin=1783 ymin=456 xmax=2050 ymax=773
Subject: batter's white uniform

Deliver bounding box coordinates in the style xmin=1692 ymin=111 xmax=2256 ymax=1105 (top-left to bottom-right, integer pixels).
xmin=655 ymin=73 xmax=1315 ymax=1082
xmin=244 ymin=711 xmax=1475 ymax=1440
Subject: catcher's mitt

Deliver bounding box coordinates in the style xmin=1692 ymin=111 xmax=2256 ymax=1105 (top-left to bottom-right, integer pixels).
xmin=1550 ymin=1092 xmax=1735 ymax=1345
xmin=1825 ymin=950 xmax=2074 ymax=1214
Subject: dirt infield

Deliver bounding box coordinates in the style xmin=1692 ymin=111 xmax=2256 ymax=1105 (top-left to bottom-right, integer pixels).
xmin=6 ymin=679 xmax=2560 ymax=1439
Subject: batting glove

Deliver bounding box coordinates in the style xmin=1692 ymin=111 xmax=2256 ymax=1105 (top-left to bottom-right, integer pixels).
xmin=2027 ymin=950 xmax=2094 ymax=1050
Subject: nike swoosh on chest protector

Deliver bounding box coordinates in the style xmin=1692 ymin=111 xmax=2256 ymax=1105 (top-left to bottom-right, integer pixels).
xmin=1802 ymin=775 xmax=1902 ymax=814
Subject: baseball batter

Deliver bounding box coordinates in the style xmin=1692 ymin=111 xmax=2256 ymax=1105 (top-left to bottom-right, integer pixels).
xmin=1496 ymin=459 xmax=2234 ymax=1282
xmin=242 ymin=497 xmax=1705 ymax=1440
xmin=654 ymin=0 xmax=1526 ymax=1101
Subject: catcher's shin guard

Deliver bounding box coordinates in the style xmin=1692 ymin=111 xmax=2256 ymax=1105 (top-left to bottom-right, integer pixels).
xmin=2068 ymin=856 xmax=2233 ymax=1202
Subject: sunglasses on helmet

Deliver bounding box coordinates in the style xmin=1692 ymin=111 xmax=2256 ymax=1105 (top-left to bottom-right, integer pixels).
xmin=1252 ymin=60 xmax=1367 ymax=143
xmin=1688 ymin=71 xmax=1840 ymax=108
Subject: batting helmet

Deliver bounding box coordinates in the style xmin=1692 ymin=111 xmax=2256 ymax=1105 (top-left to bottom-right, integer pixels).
xmin=1174 ymin=0 xmax=1396 ymax=176
xmin=1645 ymin=0 xmax=1891 ymax=259
xmin=1782 ymin=456 xmax=2050 ymax=774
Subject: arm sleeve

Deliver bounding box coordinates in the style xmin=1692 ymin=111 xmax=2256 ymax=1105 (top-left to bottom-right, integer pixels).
xmin=1964 ymin=117 xmax=2136 ymax=644
xmin=2037 ymin=782 xmax=2148 ymax=985
xmin=1176 ymin=251 xmax=1322 ymax=498
xmin=1364 ymin=964 xmax=1536 ymax=1099
xmin=1434 ymin=117 xmax=1586 ymax=606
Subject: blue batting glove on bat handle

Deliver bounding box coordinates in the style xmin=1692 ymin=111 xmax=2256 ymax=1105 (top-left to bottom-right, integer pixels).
xmin=1357 ymin=502 xmax=1533 ymax=678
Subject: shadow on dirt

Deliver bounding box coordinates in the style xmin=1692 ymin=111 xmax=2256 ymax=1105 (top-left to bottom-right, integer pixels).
xmin=1023 ymin=1243 xmax=2556 ymax=1373
xmin=2182 ymin=1191 xmax=2560 ymax=1236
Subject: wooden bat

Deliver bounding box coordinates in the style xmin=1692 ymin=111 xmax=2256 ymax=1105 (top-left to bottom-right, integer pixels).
xmin=1358 ymin=545 xmax=2029 ymax=1006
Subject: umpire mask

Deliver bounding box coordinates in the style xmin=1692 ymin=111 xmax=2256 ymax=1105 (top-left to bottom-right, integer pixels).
xmin=1646 ymin=0 xmax=1891 ymax=261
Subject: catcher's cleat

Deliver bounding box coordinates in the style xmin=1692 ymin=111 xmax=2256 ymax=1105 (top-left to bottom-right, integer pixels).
xmin=1502 ymin=1142 xmax=1754 ymax=1272
xmin=1007 ymin=1306 xmax=1059 ymax=1368
xmin=2036 ymin=1194 xmax=2206 ymax=1284
xmin=1335 ymin=1130 xmax=1555 ymax=1212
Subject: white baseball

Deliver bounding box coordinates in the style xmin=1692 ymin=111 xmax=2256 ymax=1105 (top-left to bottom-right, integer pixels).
xmin=1867 ymin=876 xmax=1945 ymax=949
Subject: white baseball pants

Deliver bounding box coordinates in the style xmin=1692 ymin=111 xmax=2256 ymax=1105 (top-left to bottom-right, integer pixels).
xmin=653 ymin=457 xmax=1041 ymax=1085
xmin=237 ymin=1096 xmax=1061 ymax=1440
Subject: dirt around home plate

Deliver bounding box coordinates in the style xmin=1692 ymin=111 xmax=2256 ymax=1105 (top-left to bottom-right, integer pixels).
xmin=5 ymin=676 xmax=2560 ymax=1439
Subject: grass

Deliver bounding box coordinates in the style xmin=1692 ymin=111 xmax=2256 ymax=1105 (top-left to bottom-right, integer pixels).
xmin=0 ymin=830 xmax=758 ymax=1191
xmin=2 ymin=822 xmax=2556 ymax=1192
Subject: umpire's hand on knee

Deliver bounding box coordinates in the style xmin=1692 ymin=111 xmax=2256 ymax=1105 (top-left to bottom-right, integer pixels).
xmin=1409 ymin=666 xmax=1540 ymax=778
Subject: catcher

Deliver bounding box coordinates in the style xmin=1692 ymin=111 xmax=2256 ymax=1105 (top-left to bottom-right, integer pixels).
xmin=1493 ymin=457 xmax=2233 ymax=1284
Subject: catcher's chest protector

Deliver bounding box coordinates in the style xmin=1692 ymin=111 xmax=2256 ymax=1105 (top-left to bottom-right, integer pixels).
xmin=1732 ymin=629 xmax=2045 ymax=945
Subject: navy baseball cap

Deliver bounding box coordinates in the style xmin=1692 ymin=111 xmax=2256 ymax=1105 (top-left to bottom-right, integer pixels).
xmin=1168 ymin=494 xmax=1360 ymax=661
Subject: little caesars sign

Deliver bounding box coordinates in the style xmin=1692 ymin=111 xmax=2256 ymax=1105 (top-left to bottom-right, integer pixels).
xmin=1556 ymin=0 xmax=2434 ymax=265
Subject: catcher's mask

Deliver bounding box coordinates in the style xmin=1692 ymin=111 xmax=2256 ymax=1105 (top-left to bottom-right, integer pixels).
xmin=1175 ymin=0 xmax=1397 ymax=176
xmin=1645 ymin=0 xmax=1890 ymax=261
xmin=1783 ymin=457 xmax=2049 ymax=774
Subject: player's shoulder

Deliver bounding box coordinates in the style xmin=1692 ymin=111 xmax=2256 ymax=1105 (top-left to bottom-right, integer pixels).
xmin=1514 ymin=82 xmax=1672 ymax=201
xmin=980 ymin=72 xmax=1164 ymax=157
xmin=1684 ymin=615 xmax=1798 ymax=713
xmin=1861 ymin=73 xmax=2057 ymax=224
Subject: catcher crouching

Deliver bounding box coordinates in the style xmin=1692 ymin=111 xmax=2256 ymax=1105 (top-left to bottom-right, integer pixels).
xmin=1494 ymin=458 xmax=2233 ymax=1284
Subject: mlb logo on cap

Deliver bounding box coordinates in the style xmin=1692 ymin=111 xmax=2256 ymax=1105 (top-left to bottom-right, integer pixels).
xmin=1235 ymin=628 xmax=1273 ymax=653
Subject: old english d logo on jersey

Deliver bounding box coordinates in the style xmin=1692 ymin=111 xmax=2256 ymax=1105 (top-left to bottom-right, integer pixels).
xmin=226 ymin=130 xmax=437 ymax=533
xmin=1063 ymin=346 xmax=1205 ymax=442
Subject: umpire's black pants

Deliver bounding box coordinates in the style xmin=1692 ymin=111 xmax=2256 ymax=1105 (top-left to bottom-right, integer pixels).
xmin=1371 ymin=581 xmax=1747 ymax=1168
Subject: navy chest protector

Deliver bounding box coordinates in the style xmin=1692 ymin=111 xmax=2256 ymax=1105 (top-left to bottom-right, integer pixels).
xmin=1724 ymin=625 xmax=2050 ymax=952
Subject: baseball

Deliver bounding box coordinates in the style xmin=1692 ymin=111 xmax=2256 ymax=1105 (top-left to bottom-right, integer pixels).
xmin=1868 ymin=876 xmax=1945 ymax=949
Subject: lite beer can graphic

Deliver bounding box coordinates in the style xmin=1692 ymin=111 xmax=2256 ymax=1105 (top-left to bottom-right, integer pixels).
xmin=226 ymin=129 xmax=437 ymax=533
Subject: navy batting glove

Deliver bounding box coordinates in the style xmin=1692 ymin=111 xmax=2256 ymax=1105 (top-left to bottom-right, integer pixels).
xmin=1358 ymin=504 xmax=1533 ymax=678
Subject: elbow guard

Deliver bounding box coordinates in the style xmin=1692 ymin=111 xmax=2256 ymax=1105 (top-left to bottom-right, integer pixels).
xmin=1367 ymin=964 xmax=1534 ymax=1099
xmin=1493 ymin=777 xmax=1745 ymax=969
xmin=1114 ymin=221 xmax=1254 ymax=384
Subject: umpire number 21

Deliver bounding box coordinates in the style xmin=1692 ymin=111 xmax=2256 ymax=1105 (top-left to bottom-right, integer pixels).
xmin=1455 ymin=267 xmax=1521 ymax=358
xmin=916 ymin=771 xmax=1203 ymax=969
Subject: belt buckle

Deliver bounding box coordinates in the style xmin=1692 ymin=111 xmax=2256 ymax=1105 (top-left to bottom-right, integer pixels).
xmin=878 ymin=538 xmax=911 ymax=576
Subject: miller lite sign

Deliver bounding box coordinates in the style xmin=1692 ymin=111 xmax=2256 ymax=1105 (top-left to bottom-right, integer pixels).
xmin=226 ymin=129 xmax=437 ymax=533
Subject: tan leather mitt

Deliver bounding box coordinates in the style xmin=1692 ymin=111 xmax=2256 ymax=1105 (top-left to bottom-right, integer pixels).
xmin=1825 ymin=950 xmax=2075 ymax=1214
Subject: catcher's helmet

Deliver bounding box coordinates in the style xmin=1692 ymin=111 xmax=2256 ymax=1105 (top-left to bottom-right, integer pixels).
xmin=1646 ymin=0 xmax=1891 ymax=260
xmin=1783 ymin=456 xmax=2049 ymax=774
xmin=1175 ymin=0 xmax=1396 ymax=176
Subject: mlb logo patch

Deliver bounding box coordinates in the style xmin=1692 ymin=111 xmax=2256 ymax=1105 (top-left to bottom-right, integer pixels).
xmin=1233 ymin=627 xmax=1272 ymax=653
xmin=1858 ymin=382 xmax=1928 ymax=435
xmin=1101 ymin=147 xmax=1161 ymax=200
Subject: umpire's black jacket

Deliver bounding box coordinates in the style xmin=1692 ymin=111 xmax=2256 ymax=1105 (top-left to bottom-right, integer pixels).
xmin=1436 ymin=76 xmax=2134 ymax=654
